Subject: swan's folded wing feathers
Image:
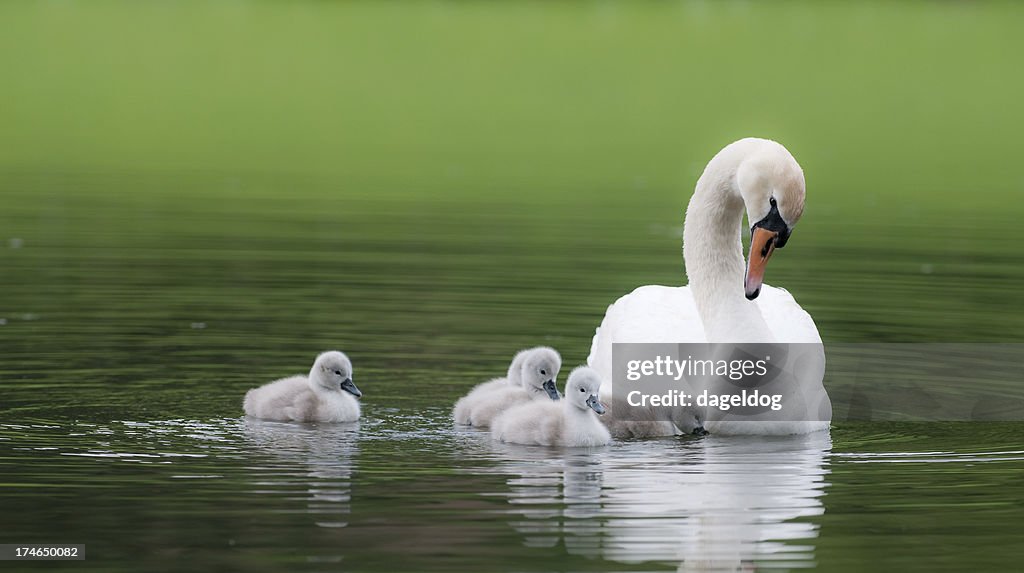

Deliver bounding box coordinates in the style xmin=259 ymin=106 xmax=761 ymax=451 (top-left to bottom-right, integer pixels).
xmin=756 ymin=285 xmax=822 ymax=343
xmin=589 ymin=285 xmax=705 ymax=384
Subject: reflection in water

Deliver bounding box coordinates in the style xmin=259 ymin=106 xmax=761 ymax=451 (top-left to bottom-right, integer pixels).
xmin=242 ymin=419 xmax=359 ymax=529
xmin=2 ymin=415 xmax=1023 ymax=571
xmin=484 ymin=433 xmax=831 ymax=571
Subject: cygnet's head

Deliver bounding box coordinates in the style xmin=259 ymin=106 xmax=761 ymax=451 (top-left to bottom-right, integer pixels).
xmin=565 ymin=366 xmax=605 ymax=414
xmin=734 ymin=138 xmax=806 ymax=300
xmin=310 ymin=350 xmax=361 ymax=397
xmin=517 ymin=347 xmax=561 ymax=401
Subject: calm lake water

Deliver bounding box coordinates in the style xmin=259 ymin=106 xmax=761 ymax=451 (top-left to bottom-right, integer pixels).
xmin=1 ymin=172 xmax=1022 ymax=572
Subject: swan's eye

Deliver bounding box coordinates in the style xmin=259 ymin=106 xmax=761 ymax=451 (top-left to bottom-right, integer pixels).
xmin=334 ymin=370 xmax=342 ymax=376
xmin=540 ymin=369 xmax=546 ymax=376
xmin=580 ymin=388 xmax=586 ymax=393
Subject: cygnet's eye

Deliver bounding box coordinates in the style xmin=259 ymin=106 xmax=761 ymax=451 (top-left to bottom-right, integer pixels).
xmin=540 ymin=369 xmax=547 ymax=376
xmin=579 ymin=388 xmax=586 ymax=393
xmin=334 ymin=370 xmax=343 ymax=376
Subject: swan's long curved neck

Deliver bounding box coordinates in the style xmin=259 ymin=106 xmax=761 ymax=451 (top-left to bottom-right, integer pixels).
xmin=683 ymin=144 xmax=774 ymax=343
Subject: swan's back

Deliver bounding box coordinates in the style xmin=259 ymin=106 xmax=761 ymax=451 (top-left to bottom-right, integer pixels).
xmin=588 ymin=285 xmax=705 ymax=384
xmin=755 ymin=285 xmax=821 ymax=343
xmin=587 ymin=283 xmax=827 ymax=436
xmin=588 ymin=283 xmax=820 ymax=386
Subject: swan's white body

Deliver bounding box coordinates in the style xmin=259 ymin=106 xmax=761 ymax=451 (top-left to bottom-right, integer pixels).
xmin=588 ymin=138 xmax=831 ymax=436
xmin=492 ymin=367 xmax=611 ymax=447
xmin=453 ymin=347 xmax=561 ymax=428
xmin=244 ymin=351 xmax=361 ymax=423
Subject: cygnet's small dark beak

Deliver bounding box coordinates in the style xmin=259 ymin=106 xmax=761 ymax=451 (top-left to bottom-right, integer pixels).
xmin=542 ymin=380 xmax=560 ymax=401
xmin=341 ymin=378 xmax=362 ymax=398
xmin=586 ymin=395 xmax=606 ymax=415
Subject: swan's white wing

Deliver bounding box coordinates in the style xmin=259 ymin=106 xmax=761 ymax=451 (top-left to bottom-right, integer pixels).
xmin=587 ymin=285 xmax=706 ymax=385
xmin=736 ymin=285 xmax=829 ymax=435
xmin=588 ymin=285 xmax=821 ymax=379
xmin=586 ymin=283 xmax=828 ymax=436
xmin=755 ymin=285 xmax=822 ymax=344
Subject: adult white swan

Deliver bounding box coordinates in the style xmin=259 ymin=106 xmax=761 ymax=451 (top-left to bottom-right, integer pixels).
xmin=588 ymin=138 xmax=831 ymax=436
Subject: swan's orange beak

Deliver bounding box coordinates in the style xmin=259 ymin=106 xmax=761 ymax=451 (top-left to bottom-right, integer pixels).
xmin=744 ymin=227 xmax=778 ymax=300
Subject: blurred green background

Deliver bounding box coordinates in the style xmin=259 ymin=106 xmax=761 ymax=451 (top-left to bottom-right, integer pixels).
xmin=2 ymin=1 xmax=1021 ymax=200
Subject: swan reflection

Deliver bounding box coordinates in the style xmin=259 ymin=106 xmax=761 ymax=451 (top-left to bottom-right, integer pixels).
xmin=486 ymin=433 xmax=830 ymax=571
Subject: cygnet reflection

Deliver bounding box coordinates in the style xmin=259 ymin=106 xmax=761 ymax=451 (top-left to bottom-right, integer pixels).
xmin=243 ymin=418 xmax=360 ymax=529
